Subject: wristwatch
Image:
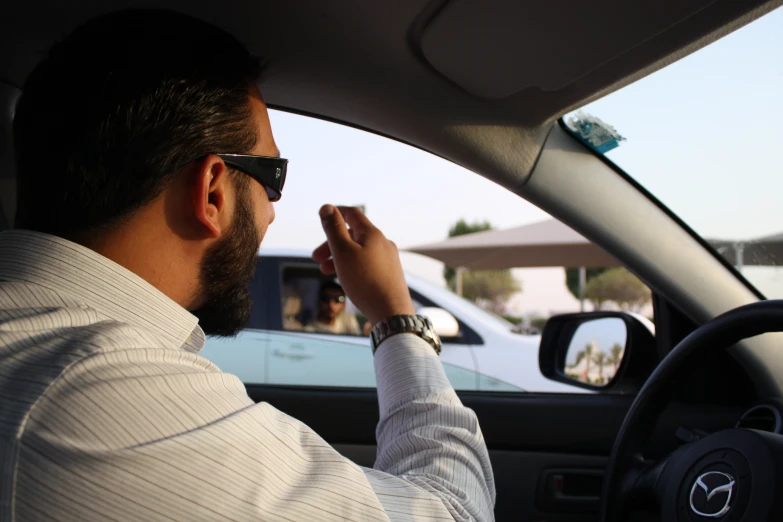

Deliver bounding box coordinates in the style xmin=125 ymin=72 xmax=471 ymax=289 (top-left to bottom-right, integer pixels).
xmin=371 ymin=314 xmax=442 ymax=355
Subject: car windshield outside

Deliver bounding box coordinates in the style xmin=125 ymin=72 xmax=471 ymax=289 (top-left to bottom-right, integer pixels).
xmin=563 ymin=7 xmax=783 ymax=299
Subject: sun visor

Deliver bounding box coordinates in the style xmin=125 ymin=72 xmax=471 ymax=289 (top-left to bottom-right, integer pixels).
xmin=420 ymin=0 xmax=716 ymax=99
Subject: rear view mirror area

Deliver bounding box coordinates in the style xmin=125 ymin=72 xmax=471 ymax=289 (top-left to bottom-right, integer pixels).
xmin=564 ymin=318 xmax=627 ymax=387
xmin=539 ymin=312 xmax=656 ymax=393
xmin=417 ymin=306 xmax=461 ymax=338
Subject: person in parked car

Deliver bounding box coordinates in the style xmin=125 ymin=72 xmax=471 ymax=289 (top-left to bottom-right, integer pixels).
xmin=306 ymin=280 xmax=361 ymax=335
xmin=0 ymin=8 xmax=494 ymax=522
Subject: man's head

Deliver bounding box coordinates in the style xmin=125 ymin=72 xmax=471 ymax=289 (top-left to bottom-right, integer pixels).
xmin=13 ymin=9 xmax=279 ymax=336
xmin=318 ymin=281 xmax=347 ymax=324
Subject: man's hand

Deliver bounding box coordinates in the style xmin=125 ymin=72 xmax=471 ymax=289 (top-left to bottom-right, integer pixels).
xmin=312 ymin=205 xmax=415 ymax=326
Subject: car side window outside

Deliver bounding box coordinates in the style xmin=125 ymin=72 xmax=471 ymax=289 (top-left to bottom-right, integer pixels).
xmin=254 ymin=111 xmax=657 ymax=394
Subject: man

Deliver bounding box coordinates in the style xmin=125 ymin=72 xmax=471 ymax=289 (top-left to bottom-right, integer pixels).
xmin=0 ymin=9 xmax=494 ymax=522
xmin=306 ymin=281 xmax=361 ymax=335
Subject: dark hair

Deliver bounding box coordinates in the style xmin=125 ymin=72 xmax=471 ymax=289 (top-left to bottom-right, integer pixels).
xmin=320 ymin=280 xmax=345 ymax=295
xmin=13 ymin=9 xmax=262 ymax=238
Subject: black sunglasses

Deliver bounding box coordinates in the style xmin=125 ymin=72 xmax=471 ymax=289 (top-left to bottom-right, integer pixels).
xmin=217 ymin=154 xmax=288 ymax=201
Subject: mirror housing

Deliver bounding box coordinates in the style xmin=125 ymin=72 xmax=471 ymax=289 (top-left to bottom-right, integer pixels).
xmin=539 ymin=311 xmax=656 ymax=393
xmin=417 ymin=307 xmax=460 ymax=338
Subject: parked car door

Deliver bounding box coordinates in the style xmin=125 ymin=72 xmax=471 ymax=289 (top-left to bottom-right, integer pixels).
xmin=202 ymin=330 xmax=522 ymax=392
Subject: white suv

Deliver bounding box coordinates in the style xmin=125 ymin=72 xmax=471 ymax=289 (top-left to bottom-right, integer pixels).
xmin=202 ymin=249 xmax=581 ymax=392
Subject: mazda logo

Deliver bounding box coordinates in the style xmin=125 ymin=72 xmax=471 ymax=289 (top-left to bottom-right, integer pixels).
xmin=689 ymin=471 xmax=735 ymax=518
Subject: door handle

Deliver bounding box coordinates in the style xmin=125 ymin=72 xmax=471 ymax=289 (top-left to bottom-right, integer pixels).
xmin=272 ymin=343 xmax=315 ymax=360
xmin=537 ymin=468 xmax=604 ymax=514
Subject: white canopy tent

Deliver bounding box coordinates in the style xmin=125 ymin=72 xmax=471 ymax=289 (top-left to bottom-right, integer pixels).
xmin=710 ymin=232 xmax=783 ymax=271
xmin=407 ymin=219 xmax=620 ymax=310
xmin=407 ymin=219 xmax=783 ymax=307
xmin=408 ymin=219 xmax=619 ymax=271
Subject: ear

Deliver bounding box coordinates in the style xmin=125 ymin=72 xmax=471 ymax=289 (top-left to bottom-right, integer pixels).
xmin=191 ymin=155 xmax=230 ymax=239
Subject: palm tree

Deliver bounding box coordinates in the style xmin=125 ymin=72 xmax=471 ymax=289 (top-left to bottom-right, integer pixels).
xmin=609 ymin=343 xmax=624 ymax=371
xmin=583 ymin=342 xmax=594 ymax=382
xmin=593 ymin=351 xmax=607 ymax=384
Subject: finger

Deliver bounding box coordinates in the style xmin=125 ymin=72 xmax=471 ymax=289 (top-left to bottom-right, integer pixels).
xmin=319 ymin=205 xmax=353 ymax=252
xmin=319 ymin=259 xmax=336 ymax=275
xmin=337 ymin=206 xmax=375 ymax=244
xmin=312 ymin=240 xmax=332 ymax=263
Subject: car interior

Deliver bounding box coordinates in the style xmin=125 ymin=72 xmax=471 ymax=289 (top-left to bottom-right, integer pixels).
xmin=3 ymin=1 xmax=783 ymax=520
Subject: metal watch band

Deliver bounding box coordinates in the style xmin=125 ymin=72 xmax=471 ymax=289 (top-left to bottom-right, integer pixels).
xmin=371 ymin=314 xmax=442 ymax=355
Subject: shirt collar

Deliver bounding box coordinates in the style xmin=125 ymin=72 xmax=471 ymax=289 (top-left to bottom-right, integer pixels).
xmin=0 ymin=230 xmax=203 ymax=350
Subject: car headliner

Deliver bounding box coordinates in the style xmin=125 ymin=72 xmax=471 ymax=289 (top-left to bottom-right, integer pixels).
xmin=2 ymin=0 xmax=781 ymax=194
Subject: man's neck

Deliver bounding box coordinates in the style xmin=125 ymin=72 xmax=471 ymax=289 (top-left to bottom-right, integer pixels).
xmin=82 ymin=210 xmax=201 ymax=310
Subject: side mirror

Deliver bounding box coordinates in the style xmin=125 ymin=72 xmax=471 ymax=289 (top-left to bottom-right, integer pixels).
xmin=539 ymin=312 xmax=656 ymax=393
xmin=417 ymin=307 xmax=460 ymax=338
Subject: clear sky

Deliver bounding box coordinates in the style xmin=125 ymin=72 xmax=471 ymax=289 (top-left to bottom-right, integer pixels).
xmin=261 ymin=6 xmax=783 ymax=313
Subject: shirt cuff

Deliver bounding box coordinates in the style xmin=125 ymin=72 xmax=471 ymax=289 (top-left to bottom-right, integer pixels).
xmin=373 ymin=333 xmax=456 ymax=418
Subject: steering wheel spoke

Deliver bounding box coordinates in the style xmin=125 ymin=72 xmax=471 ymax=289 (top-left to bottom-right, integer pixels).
xmin=615 ymin=445 xmax=688 ymax=515
xmin=627 ymin=456 xmax=665 ymax=509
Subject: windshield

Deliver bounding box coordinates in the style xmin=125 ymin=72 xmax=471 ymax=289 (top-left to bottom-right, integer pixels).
xmin=564 ymin=7 xmax=783 ymax=299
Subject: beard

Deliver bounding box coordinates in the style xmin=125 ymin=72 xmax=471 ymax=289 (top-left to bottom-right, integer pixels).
xmin=191 ymin=180 xmax=260 ymax=337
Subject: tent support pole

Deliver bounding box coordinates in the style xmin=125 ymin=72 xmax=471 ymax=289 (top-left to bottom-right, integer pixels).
xmin=735 ymin=242 xmax=745 ymax=273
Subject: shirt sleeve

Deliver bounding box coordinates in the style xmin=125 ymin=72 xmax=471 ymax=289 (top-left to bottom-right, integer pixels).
xmin=16 ymin=339 xmax=494 ymax=522
xmin=365 ymin=333 xmax=496 ymax=521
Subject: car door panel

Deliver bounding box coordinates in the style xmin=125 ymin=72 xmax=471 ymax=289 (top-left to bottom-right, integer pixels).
xmin=200 ymin=331 xmax=269 ymax=384
xmin=267 ymin=333 xmax=377 ymax=387
xmin=438 ymin=341 xmax=480 ymax=379
xmin=246 ymin=385 xmax=744 ymax=522
xmin=211 ymin=331 xmax=520 ymax=392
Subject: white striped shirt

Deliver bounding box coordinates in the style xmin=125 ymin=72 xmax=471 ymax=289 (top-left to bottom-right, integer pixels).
xmin=0 ymin=230 xmax=495 ymax=521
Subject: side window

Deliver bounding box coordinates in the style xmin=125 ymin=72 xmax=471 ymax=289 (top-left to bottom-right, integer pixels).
xmin=201 ymin=331 xmax=523 ymax=392
xmin=254 ymin=110 xmax=654 ymax=394
xmin=280 ymin=265 xmax=370 ymax=336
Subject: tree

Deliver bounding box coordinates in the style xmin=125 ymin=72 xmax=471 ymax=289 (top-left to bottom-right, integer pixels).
xmin=593 ymin=351 xmax=607 ymax=383
xmin=609 ymin=343 xmax=624 ymax=371
xmin=443 ymin=219 xmax=521 ymax=314
xmin=564 ymin=267 xmax=608 ymax=300
xmin=443 ymin=219 xmax=492 ymax=287
xmin=583 ymin=267 xmax=651 ymax=312
xmin=583 ymin=342 xmax=594 ymax=380
xmin=459 ymin=270 xmax=521 ymax=314
xmin=529 ymin=316 xmax=548 ymax=332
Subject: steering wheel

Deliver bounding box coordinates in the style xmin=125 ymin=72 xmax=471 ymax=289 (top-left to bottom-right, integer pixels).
xmin=600 ymin=300 xmax=783 ymax=521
